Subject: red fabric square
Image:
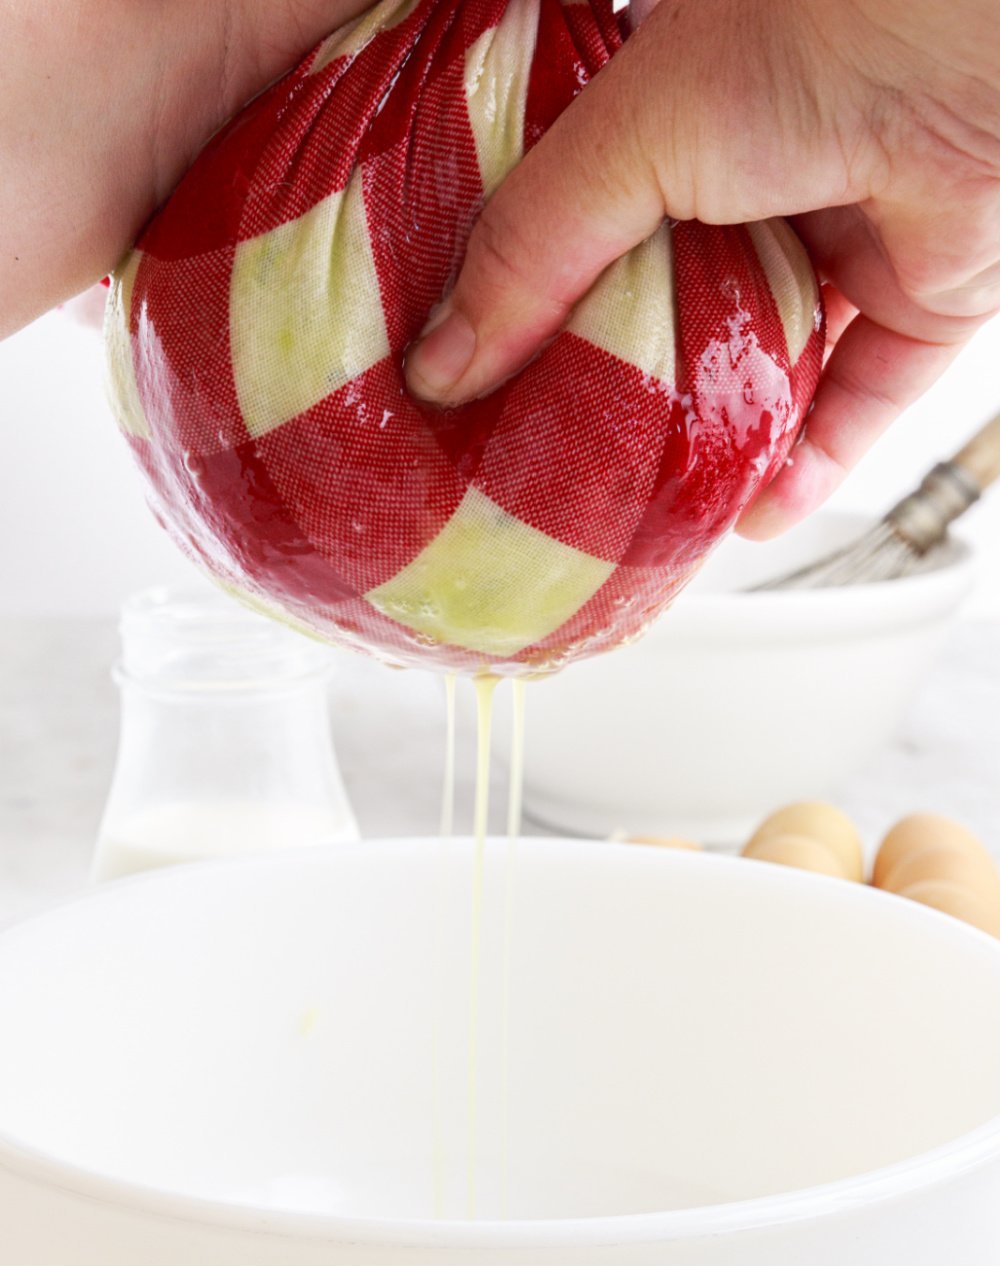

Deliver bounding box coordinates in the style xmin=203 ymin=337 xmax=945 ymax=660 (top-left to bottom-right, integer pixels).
xmin=132 ymin=247 xmax=246 ymax=457
xmin=473 ymin=334 xmax=669 ymax=562
xmin=256 ymin=356 xmax=468 ymax=592
xmin=520 ymin=558 xmax=694 ymax=668
xmin=362 ymin=55 xmax=484 ymax=354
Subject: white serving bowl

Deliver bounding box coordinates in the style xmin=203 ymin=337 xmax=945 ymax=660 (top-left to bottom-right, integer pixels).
xmin=1 ymin=840 xmax=1000 ymax=1263
xmin=511 ymin=511 xmax=976 ymax=844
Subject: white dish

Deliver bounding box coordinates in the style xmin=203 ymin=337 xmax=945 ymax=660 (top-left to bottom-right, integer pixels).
xmin=511 ymin=512 xmax=976 ymax=844
xmin=0 ymin=839 xmax=999 ymax=1263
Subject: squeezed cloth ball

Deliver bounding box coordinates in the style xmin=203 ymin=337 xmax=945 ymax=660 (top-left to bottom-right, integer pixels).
xmin=106 ymin=0 xmax=824 ymax=676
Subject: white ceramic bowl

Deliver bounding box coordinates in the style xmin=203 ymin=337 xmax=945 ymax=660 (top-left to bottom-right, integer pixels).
xmin=1 ymin=839 xmax=1000 ymax=1263
xmin=510 ymin=512 xmax=976 ymax=844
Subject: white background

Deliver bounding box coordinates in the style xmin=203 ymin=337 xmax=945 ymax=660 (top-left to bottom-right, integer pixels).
xmin=1 ymin=296 xmax=998 ymax=618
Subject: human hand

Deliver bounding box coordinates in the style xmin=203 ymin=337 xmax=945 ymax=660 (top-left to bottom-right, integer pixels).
xmin=405 ymin=0 xmax=1000 ymax=537
xmin=0 ymin=0 xmax=368 ymax=340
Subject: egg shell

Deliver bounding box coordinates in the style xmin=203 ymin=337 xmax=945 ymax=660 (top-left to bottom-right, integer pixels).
xmin=748 ymin=802 xmax=863 ymax=881
xmin=898 ymin=879 xmax=1000 ymax=939
xmin=874 ymin=813 xmax=992 ymax=888
xmin=628 ymin=835 xmax=701 ymax=851
xmin=879 ymin=843 xmax=1000 ymax=897
xmin=742 ymin=834 xmax=847 ymax=879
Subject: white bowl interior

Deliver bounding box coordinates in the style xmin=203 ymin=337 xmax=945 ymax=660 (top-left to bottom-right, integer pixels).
xmin=0 ymin=841 xmax=999 ymax=1225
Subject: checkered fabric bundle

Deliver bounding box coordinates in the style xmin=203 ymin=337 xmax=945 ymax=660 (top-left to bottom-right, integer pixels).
xmin=106 ymin=0 xmax=823 ymax=676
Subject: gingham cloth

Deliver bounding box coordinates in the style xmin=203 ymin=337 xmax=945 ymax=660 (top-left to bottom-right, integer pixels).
xmin=106 ymin=0 xmax=824 ymax=676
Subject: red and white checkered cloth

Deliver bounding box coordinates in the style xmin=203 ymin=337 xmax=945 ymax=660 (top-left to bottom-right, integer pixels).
xmin=106 ymin=0 xmax=823 ymax=676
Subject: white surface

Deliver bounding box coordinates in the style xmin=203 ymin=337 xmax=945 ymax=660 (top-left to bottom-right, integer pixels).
xmin=1 ymin=614 xmax=999 ymax=926
xmin=0 ymin=311 xmax=201 ymax=617
xmin=512 ymin=512 xmax=979 ymax=843
xmin=0 ymin=306 xmax=998 ymax=618
xmin=1 ymin=841 xmax=1000 ymax=1263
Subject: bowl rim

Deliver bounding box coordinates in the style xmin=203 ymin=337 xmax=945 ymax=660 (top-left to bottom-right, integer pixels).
xmin=654 ymin=523 xmax=978 ymax=640
xmin=1 ymin=839 xmax=1000 ymax=1248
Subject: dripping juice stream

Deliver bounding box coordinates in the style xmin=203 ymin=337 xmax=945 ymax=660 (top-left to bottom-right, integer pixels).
xmin=501 ymin=679 xmax=526 ymax=1216
xmin=467 ymin=674 xmax=498 ymax=1218
xmin=434 ymin=676 xmax=528 ymax=1219
xmin=431 ymin=675 xmax=457 ymax=1218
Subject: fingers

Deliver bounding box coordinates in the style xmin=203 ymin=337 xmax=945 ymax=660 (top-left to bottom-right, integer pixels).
xmin=736 ymin=315 xmax=968 ymax=540
xmin=403 ymin=0 xmax=883 ymax=407
xmin=404 ymin=30 xmax=667 ymax=405
xmin=401 ymin=0 xmax=890 ymax=407
xmin=794 ymin=205 xmax=990 ymax=344
xmin=820 ymin=283 xmax=858 ymax=362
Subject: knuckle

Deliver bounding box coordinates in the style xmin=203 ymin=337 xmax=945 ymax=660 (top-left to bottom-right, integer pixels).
xmin=893 ymin=204 xmax=1000 ymax=304
xmin=463 ymin=201 xmax=538 ymax=302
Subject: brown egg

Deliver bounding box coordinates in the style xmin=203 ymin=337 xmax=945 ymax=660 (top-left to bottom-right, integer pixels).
xmin=879 ymin=843 xmax=1000 ymax=898
xmin=898 ymin=879 xmax=1000 ymax=939
xmin=747 ymin=802 xmax=863 ymax=881
xmin=628 ymin=835 xmax=702 ymax=851
xmin=742 ymin=833 xmax=847 ymax=879
xmin=874 ymin=813 xmax=994 ymax=889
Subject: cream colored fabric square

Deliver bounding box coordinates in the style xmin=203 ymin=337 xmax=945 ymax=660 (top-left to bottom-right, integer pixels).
xmin=464 ymin=0 xmax=539 ymax=199
xmin=365 ymin=487 xmax=613 ymax=657
xmin=230 ymin=174 xmax=389 ymax=439
xmin=310 ymin=0 xmax=422 ymax=75
xmin=105 ymin=251 xmax=150 ymax=439
xmin=747 ymin=218 xmax=820 ymax=365
xmin=569 ymin=224 xmax=678 ymax=386
xmin=217 ymin=579 xmax=326 ymax=643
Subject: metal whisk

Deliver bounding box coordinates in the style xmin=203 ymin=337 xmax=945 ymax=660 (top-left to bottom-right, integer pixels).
xmin=754 ymin=410 xmax=1000 ymax=590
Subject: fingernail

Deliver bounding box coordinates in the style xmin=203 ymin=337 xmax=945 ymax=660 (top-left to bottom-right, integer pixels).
xmin=406 ymin=303 xmax=477 ymax=401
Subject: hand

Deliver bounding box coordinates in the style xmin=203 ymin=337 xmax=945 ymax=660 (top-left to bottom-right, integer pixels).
xmin=0 ymin=0 xmax=368 ymax=339
xmin=405 ymin=0 xmax=1000 ymax=537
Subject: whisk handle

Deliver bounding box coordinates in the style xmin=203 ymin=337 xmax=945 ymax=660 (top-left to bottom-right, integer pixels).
xmin=952 ymin=411 xmax=1000 ymax=492
xmin=887 ymin=462 xmax=979 ymax=552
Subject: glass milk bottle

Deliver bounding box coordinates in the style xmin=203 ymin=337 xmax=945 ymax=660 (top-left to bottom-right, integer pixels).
xmin=93 ymin=586 xmax=359 ymax=881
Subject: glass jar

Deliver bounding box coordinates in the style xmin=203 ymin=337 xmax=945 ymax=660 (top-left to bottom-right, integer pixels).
xmin=93 ymin=586 xmax=359 ymax=881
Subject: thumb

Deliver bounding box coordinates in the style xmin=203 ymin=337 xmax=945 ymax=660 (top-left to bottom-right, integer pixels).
xmin=404 ymin=0 xmax=864 ymax=406
xmin=404 ymin=13 xmax=676 ymax=406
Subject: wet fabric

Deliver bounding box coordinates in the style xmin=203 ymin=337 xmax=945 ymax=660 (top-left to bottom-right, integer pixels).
xmin=106 ymin=0 xmax=823 ymax=675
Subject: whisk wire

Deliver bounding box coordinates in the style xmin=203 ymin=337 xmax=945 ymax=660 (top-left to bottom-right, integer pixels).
xmin=752 ymin=454 xmax=987 ymax=592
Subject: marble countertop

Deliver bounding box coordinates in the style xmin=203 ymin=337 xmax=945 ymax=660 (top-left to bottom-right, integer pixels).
xmin=0 ymin=616 xmax=998 ymax=928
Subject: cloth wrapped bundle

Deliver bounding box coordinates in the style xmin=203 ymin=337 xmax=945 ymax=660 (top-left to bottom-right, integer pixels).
xmin=106 ymin=0 xmax=823 ymax=676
